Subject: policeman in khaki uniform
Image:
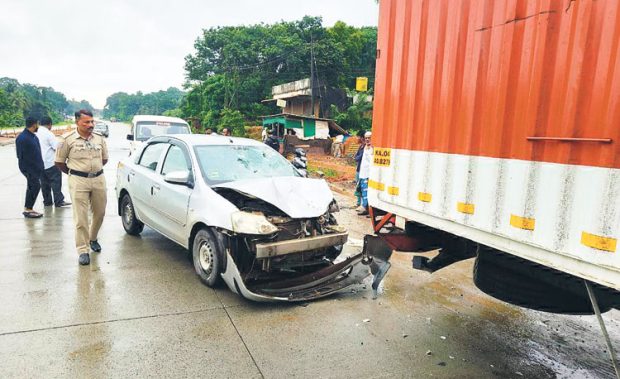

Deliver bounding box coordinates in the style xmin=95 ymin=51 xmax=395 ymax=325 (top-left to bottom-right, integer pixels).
xmin=55 ymin=109 xmax=108 ymax=265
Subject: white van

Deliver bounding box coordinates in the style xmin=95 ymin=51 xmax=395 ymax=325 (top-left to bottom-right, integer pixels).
xmin=127 ymin=115 xmax=191 ymax=155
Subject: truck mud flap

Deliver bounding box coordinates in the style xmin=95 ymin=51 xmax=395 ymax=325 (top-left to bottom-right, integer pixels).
xmin=361 ymin=235 xmax=393 ymax=297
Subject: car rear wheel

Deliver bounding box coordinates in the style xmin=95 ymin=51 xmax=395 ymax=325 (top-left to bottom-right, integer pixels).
xmin=192 ymin=228 xmax=223 ymax=287
xmin=120 ymin=194 xmax=144 ymax=235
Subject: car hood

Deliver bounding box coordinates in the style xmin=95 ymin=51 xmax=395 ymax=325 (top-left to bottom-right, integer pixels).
xmin=213 ymin=177 xmax=333 ymax=218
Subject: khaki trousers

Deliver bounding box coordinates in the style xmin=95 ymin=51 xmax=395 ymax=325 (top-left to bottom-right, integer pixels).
xmin=68 ymin=175 xmax=107 ymax=254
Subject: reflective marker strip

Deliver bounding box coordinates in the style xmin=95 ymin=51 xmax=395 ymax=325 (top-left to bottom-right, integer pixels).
xmin=387 ymin=186 xmax=399 ymax=195
xmin=457 ymin=202 xmax=475 ymax=214
xmin=510 ymin=214 xmax=535 ymax=230
xmin=418 ymin=192 xmax=432 ymax=202
xmin=581 ymin=232 xmax=617 ymax=252
xmin=368 ymin=180 xmax=385 ymax=191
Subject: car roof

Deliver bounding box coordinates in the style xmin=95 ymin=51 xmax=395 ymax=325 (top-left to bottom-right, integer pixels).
xmin=151 ymin=134 xmax=266 ymax=147
xmin=132 ymin=115 xmax=188 ymax=125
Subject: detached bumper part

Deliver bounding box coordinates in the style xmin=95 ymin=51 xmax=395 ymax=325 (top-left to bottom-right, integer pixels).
xmin=221 ymin=250 xmax=370 ymax=302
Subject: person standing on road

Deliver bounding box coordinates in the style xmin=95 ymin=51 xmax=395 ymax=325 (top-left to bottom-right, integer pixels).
xmin=37 ymin=116 xmax=71 ymax=208
xmin=55 ymin=110 xmax=108 ymax=266
xmin=16 ymin=116 xmax=44 ymax=218
xmin=357 ymin=131 xmax=373 ymax=216
xmin=353 ymin=130 xmax=366 ymax=208
xmin=264 ymin=129 xmax=280 ymax=152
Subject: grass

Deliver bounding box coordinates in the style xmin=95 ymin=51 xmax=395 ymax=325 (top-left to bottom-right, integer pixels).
xmin=307 ymin=165 xmax=339 ymax=178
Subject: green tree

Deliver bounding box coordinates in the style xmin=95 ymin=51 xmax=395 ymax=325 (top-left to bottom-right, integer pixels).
xmin=103 ymin=88 xmax=185 ymax=121
xmin=182 ymin=17 xmax=377 ymax=130
xmin=0 ymin=77 xmax=73 ymax=127
xmin=330 ymin=91 xmax=373 ymax=132
xmin=218 ymin=108 xmax=245 ymax=136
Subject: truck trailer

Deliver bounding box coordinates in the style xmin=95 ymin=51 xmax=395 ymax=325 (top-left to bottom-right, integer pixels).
xmin=365 ymin=0 xmax=620 ymax=319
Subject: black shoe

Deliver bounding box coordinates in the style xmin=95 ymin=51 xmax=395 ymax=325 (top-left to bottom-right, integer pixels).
xmin=90 ymin=240 xmax=102 ymax=252
xmin=79 ymin=253 xmax=90 ymax=265
xmin=55 ymin=201 xmax=72 ymax=207
xmin=43 ymin=203 xmax=53 ymax=207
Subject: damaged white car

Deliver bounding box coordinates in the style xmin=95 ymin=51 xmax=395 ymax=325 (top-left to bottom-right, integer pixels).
xmin=115 ymin=134 xmax=376 ymax=301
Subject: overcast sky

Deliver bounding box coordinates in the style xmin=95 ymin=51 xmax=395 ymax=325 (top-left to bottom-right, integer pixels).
xmin=0 ymin=0 xmax=379 ymax=108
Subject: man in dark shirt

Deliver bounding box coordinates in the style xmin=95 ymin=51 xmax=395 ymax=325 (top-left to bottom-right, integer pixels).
xmin=264 ymin=129 xmax=280 ymax=152
xmin=16 ymin=116 xmax=44 ymax=218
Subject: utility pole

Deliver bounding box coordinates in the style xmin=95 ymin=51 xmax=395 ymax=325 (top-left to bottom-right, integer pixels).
xmin=310 ymin=36 xmax=315 ymax=117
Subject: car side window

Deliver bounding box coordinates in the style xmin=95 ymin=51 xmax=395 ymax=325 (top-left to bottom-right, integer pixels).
xmin=138 ymin=143 xmax=167 ymax=171
xmin=161 ymin=145 xmax=190 ymax=176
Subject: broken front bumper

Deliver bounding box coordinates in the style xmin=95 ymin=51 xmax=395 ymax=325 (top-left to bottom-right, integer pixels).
xmin=220 ymin=235 xmax=394 ymax=302
xmin=255 ymin=232 xmax=348 ymax=258
xmin=221 ymin=251 xmax=369 ymax=302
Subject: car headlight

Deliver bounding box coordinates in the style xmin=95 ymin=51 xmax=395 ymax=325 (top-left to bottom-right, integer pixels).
xmin=231 ymin=211 xmax=279 ymax=235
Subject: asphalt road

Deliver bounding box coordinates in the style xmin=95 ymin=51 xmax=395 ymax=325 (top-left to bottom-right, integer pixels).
xmin=0 ymin=123 xmax=618 ymax=378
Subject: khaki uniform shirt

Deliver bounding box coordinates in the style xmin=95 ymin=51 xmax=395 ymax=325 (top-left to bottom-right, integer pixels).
xmin=55 ymin=130 xmax=108 ymax=173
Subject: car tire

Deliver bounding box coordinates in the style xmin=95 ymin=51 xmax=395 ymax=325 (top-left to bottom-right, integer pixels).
xmin=192 ymin=228 xmax=223 ymax=287
xmin=120 ymin=194 xmax=144 ymax=235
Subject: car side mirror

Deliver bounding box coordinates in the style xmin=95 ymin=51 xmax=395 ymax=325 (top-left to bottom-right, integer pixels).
xmin=127 ymin=134 xmax=134 ymax=141
xmin=164 ymin=170 xmax=193 ymax=187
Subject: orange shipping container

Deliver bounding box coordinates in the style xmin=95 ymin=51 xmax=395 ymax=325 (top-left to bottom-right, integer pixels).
xmin=368 ymin=0 xmax=620 ymax=305
xmin=373 ymin=0 xmax=620 ymax=168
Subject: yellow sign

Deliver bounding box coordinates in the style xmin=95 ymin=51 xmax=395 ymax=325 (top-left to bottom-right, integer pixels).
xmin=373 ymin=148 xmax=391 ymax=167
xmin=457 ymin=202 xmax=475 ymax=215
xmin=581 ymin=231 xmax=617 ymax=252
xmin=418 ymin=192 xmax=432 ymax=203
xmin=356 ymin=77 xmax=368 ymax=92
xmin=510 ymin=214 xmax=535 ymax=231
xmin=368 ymin=180 xmax=385 ymax=191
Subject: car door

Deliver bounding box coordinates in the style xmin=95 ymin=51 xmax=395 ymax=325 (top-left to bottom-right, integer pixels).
xmin=150 ymin=143 xmax=193 ymax=244
xmin=129 ymin=142 xmax=168 ymax=227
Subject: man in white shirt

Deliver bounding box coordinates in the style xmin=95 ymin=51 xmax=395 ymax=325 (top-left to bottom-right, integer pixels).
xmin=357 ymin=131 xmax=373 ymax=215
xmin=37 ymin=116 xmax=70 ymax=208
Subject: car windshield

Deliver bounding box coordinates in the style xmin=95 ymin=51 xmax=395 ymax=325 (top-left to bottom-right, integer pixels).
xmin=194 ymin=144 xmax=298 ymax=185
xmin=136 ymin=121 xmax=190 ymax=141
xmin=94 ymin=123 xmax=107 ymax=130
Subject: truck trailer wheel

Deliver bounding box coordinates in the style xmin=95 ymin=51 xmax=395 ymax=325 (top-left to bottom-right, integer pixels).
xmin=473 ymin=245 xmax=619 ymax=315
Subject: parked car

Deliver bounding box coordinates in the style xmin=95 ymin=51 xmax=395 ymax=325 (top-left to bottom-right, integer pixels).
xmin=127 ymin=115 xmax=191 ymax=155
xmin=94 ymin=121 xmax=109 ymax=137
xmin=115 ymin=134 xmax=373 ymax=301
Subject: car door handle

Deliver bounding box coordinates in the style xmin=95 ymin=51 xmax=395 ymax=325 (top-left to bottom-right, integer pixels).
xmin=151 ymin=185 xmax=160 ymax=195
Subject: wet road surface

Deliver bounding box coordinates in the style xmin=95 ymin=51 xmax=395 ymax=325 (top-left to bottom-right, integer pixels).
xmin=0 ymin=123 xmax=619 ymax=378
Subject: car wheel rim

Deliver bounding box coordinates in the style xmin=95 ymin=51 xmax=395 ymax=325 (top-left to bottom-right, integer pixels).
xmin=199 ymin=240 xmax=214 ymax=274
xmin=123 ymin=201 xmax=133 ymax=226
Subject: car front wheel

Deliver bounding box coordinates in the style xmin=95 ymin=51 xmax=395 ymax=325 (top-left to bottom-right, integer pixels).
xmin=192 ymin=228 xmax=223 ymax=287
xmin=120 ymin=193 xmax=144 ymax=235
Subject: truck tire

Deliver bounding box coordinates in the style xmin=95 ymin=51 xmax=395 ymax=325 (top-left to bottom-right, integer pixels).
xmin=473 ymin=245 xmax=619 ymax=315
